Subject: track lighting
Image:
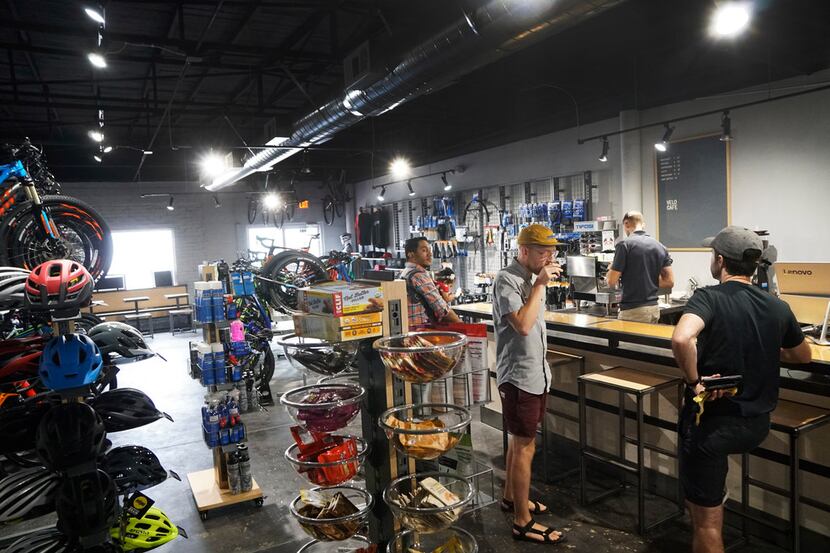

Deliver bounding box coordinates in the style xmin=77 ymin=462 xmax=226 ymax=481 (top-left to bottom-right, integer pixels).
xmin=598 ymin=136 xmax=609 ymax=162
xmin=213 ymin=195 xmax=221 ymax=208
xmin=88 ymin=130 xmax=104 ymax=142
xmin=102 ymin=145 xmax=113 ymax=153
xmin=377 ymin=186 xmax=386 ymax=202
xmin=87 ymin=52 xmax=107 ymax=69
xmin=719 ymin=111 xmax=733 ymax=142
xmin=166 ymin=197 xmax=175 ymax=211
xmin=407 ymin=180 xmax=415 ymax=196
xmin=200 ymin=152 xmax=226 ymax=178
xmin=83 ymin=7 xmax=105 ymax=25
xmin=93 ymin=154 xmax=102 ymax=163
xmin=441 ymin=173 xmax=452 ymax=191
xmin=654 ymin=124 xmax=674 ymax=152
xmin=300 ymin=149 xmax=312 ymax=174
xmin=710 ymin=2 xmax=751 ymax=38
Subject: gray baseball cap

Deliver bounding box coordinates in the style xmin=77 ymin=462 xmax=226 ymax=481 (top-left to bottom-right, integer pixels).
xmin=702 ymin=226 xmax=763 ymax=261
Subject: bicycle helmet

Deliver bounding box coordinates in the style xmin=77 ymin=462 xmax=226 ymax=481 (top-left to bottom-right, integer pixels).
xmin=35 ymin=402 xmax=107 ymax=472
xmin=88 ymin=322 xmax=155 ymax=361
xmin=0 ymin=465 xmax=59 ymax=522
xmin=110 ymin=506 xmax=180 ymax=551
xmin=39 ymin=334 xmax=103 ymax=392
xmin=3 ymin=527 xmax=78 ymax=553
xmin=24 ymin=259 xmax=93 ymax=312
xmin=101 ymin=445 xmax=179 ymax=495
xmin=0 ymin=393 xmax=60 ymax=454
xmin=0 ymin=267 xmax=29 ymax=308
xmin=89 ymin=388 xmax=173 ymax=433
xmin=56 ymin=469 xmax=117 ymax=541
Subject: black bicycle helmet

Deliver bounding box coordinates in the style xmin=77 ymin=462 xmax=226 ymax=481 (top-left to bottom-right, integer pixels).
xmin=55 ymin=469 xmax=117 ymax=541
xmin=0 ymin=393 xmax=61 ymax=454
xmin=89 ymin=388 xmax=173 ymax=433
xmin=35 ymin=402 xmax=107 ymax=472
xmin=101 ymin=445 xmax=180 ymax=495
xmin=87 ymin=321 xmax=155 ymax=362
xmin=3 ymin=527 xmax=78 ymax=553
xmin=0 ymin=465 xmax=59 ymax=522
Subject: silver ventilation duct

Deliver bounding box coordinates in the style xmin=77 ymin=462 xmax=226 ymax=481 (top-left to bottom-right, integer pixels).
xmin=207 ymin=0 xmax=625 ymax=191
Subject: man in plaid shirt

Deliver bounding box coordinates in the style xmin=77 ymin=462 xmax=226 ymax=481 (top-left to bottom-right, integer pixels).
xmin=401 ymin=237 xmax=460 ymax=328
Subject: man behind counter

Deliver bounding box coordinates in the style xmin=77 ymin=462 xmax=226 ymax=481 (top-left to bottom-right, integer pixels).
xmin=401 ymin=236 xmax=460 ymax=328
xmin=607 ymin=210 xmax=674 ymax=323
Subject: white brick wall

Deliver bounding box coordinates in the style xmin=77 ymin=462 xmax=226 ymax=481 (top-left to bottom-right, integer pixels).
xmin=63 ymin=181 xmax=347 ymax=287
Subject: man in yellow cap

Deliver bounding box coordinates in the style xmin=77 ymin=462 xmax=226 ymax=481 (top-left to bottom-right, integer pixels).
xmin=493 ymin=223 xmax=566 ymax=545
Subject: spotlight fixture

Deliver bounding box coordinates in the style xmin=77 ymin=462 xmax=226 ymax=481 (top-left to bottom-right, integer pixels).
xmin=710 ymin=2 xmax=751 ymax=38
xmin=166 ymin=197 xmax=175 ymax=211
xmin=719 ymin=111 xmax=733 ymax=142
xmin=263 ymin=193 xmax=280 ymax=210
xmin=389 ymin=157 xmax=410 ymax=179
xmin=92 ymin=154 xmax=102 ymax=163
xmin=213 ymin=195 xmax=222 ymax=208
xmin=441 ymin=173 xmax=452 ymax=191
xmin=87 ymin=52 xmax=107 ymax=69
xmin=300 ymin=149 xmax=312 ymax=174
xmin=88 ymin=130 xmax=104 ymax=142
xmin=598 ymin=136 xmax=609 ymax=162
xmin=200 ymin=152 xmax=226 ymax=178
xmin=407 ymin=179 xmax=415 ymax=196
xmin=83 ymin=7 xmax=105 ymax=25
xmin=143 ymin=150 xmax=153 ymax=156
xmin=102 ymin=145 xmax=113 ymax=154
xmin=377 ymin=186 xmax=386 ymax=202
xmin=654 ymin=124 xmax=674 ymax=152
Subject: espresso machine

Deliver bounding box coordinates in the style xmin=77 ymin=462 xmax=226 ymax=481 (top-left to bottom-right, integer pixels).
xmin=566 ymin=255 xmax=621 ymax=316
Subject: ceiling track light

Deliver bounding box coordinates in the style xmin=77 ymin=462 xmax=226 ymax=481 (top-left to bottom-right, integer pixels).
xmin=407 ymin=180 xmax=415 ymax=196
xmin=83 ymin=6 xmax=105 ymax=25
xmin=166 ymin=196 xmax=175 ymax=211
xmin=720 ymin=111 xmax=733 ymax=142
xmin=213 ymin=195 xmax=222 ymax=208
xmin=377 ymin=186 xmax=386 ymax=202
xmin=92 ymin=154 xmax=102 ymax=163
xmin=300 ymin=149 xmax=312 ymax=174
xmin=441 ymin=173 xmax=452 ymax=191
xmin=87 ymin=52 xmax=107 ymax=69
xmin=598 ymin=136 xmax=609 ymax=162
xmin=654 ymin=124 xmax=674 ymax=152
xmin=88 ymin=130 xmax=104 ymax=143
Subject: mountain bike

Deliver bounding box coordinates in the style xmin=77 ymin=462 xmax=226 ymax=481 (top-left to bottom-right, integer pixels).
xmin=0 ymin=141 xmax=112 ymax=280
xmin=322 ymin=170 xmax=350 ymax=226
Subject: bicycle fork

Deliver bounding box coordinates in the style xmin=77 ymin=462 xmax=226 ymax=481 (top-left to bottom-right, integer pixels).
xmin=22 ymin=180 xmax=61 ymax=241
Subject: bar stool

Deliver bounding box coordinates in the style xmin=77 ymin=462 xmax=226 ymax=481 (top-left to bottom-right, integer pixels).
xmin=578 ymin=366 xmax=683 ymax=535
xmin=737 ymin=399 xmax=830 ymax=553
xmin=124 ymin=312 xmax=154 ymax=338
xmin=169 ymin=307 xmax=195 ymax=335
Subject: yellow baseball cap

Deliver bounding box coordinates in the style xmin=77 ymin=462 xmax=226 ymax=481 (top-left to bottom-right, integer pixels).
xmin=517 ymin=224 xmax=559 ymax=246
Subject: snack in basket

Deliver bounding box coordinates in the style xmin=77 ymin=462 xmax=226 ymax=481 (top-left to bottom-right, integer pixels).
xmin=389 ymin=477 xmax=462 ymax=531
xmin=380 ymin=335 xmax=461 ymax=382
xmin=297 ymin=490 xmax=363 ymax=541
xmin=296 ymin=388 xmax=361 ymax=432
xmin=385 ymin=415 xmax=458 ymax=459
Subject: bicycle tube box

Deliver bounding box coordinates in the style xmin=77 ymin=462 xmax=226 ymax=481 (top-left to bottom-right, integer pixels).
xmin=293 ymin=311 xmax=384 ymax=341
xmin=297 ymin=281 xmax=383 ymax=317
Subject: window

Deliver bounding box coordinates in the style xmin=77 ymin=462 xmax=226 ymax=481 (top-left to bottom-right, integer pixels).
xmin=108 ymin=229 xmax=176 ymax=289
xmin=247 ymin=224 xmax=322 ymax=259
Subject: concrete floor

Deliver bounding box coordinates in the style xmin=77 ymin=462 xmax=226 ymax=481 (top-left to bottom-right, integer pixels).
xmin=0 ymin=332 xmax=788 ymax=553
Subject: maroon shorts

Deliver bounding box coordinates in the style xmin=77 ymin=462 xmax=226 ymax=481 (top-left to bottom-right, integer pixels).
xmin=499 ymin=383 xmax=545 ymax=439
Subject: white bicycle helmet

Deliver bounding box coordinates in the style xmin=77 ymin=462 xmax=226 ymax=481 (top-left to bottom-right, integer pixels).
xmin=0 ymin=465 xmax=59 ymax=522
xmin=3 ymin=527 xmax=76 ymax=553
xmin=0 ymin=266 xmax=29 ymax=308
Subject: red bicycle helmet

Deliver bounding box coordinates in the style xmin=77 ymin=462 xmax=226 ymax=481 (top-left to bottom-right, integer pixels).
xmin=24 ymin=260 xmax=93 ymax=312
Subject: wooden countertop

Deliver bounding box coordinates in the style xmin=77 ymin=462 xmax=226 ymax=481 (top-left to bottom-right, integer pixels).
xmin=454 ymin=302 xmax=830 ymax=366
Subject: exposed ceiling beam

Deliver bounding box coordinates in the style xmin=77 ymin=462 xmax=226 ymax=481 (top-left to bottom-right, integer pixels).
xmin=1 ymin=97 xmax=286 ymax=118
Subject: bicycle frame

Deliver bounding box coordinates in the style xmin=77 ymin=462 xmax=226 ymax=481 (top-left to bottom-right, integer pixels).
xmin=0 ymin=161 xmax=60 ymax=241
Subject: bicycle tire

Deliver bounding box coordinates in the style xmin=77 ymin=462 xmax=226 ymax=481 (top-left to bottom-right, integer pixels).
xmin=0 ymin=195 xmax=113 ymax=281
xmin=273 ymin=208 xmax=284 ymax=229
xmin=247 ymin=198 xmax=258 ymax=225
xmin=334 ymin=200 xmax=345 ymax=218
xmin=322 ymin=196 xmax=335 ymax=226
xmin=285 ymin=202 xmax=295 ymax=222
xmin=257 ymin=250 xmax=328 ymax=314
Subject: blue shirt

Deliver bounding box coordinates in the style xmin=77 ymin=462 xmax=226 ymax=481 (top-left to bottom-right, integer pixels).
xmin=611 ymin=231 xmax=672 ymax=310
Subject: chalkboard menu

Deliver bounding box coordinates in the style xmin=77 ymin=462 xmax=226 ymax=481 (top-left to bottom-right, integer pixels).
xmin=656 ymin=135 xmax=730 ymax=249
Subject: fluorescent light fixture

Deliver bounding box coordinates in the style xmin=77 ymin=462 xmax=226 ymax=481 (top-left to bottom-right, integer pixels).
xmin=262 ymin=193 xmax=281 ymax=210
xmin=93 ymin=154 xmax=102 ymax=163
xmin=389 ymin=157 xmax=410 ymax=179
xmin=200 ymin=152 xmax=227 ymax=178
xmin=654 ymin=124 xmax=674 ymax=152
xmin=407 ymin=179 xmax=415 ymax=196
xmin=377 ymin=186 xmax=386 ymax=202
xmin=87 ymin=52 xmax=107 ymax=68
xmin=88 ymin=130 xmax=104 ymax=142
xmin=166 ymin=197 xmax=175 ymax=211
xmin=441 ymin=173 xmax=452 ymax=191
xmin=720 ymin=111 xmax=733 ymax=142
xmin=143 ymin=150 xmax=153 ymax=155
xmin=710 ymin=2 xmax=751 ymax=38
xmin=598 ymin=136 xmax=609 ymax=162
xmin=84 ymin=7 xmax=105 ymax=24
xmin=213 ymin=195 xmax=221 ymax=208
xmin=103 ymin=145 xmax=113 ymax=153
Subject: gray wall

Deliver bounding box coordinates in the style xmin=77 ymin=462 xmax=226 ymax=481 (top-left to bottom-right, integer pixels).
xmin=353 ymin=69 xmax=830 ymax=294
xmin=63 ymin=180 xmax=346 ymax=286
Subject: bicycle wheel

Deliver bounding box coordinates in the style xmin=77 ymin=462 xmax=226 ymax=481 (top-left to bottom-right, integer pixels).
xmin=322 ymin=196 xmax=335 ymax=226
xmin=334 ymin=199 xmax=345 ymax=218
xmin=247 ymin=198 xmax=258 ymax=224
xmin=273 ymin=208 xmax=284 ymax=229
xmin=285 ymin=202 xmax=295 ymax=222
xmin=257 ymin=250 xmax=328 ymax=313
xmin=0 ymin=195 xmax=112 ymax=281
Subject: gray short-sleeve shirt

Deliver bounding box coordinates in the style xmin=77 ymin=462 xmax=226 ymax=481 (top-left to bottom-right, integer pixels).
xmin=492 ymin=260 xmax=550 ymax=396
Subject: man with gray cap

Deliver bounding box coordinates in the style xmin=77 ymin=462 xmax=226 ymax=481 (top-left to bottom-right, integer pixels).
xmin=671 ymin=226 xmax=812 ymax=553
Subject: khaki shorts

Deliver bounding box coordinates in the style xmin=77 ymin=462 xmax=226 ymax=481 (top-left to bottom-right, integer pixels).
xmin=618 ymin=304 xmax=660 ymax=323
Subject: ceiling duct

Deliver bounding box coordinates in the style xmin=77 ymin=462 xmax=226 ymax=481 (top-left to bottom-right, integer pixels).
xmin=207 ymin=0 xmax=625 ymax=191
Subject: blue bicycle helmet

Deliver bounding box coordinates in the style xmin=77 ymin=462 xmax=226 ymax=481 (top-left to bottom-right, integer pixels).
xmin=39 ymin=334 xmax=103 ymax=392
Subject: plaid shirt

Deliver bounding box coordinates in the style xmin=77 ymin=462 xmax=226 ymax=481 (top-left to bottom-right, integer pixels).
xmin=402 ymin=262 xmax=450 ymax=328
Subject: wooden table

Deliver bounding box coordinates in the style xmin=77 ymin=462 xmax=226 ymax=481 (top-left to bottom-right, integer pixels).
xmin=165 ymin=292 xmax=190 ymax=309
xmin=123 ymin=296 xmax=150 ymax=315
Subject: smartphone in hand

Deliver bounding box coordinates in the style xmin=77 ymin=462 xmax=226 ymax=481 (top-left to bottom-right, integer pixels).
xmin=701 ymin=375 xmax=743 ymax=391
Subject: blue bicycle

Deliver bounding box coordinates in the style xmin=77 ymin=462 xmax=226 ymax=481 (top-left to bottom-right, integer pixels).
xmin=0 ymin=141 xmax=112 ymax=280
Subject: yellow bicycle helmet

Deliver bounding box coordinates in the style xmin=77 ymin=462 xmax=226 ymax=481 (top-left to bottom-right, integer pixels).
xmin=110 ymin=506 xmax=179 ymax=551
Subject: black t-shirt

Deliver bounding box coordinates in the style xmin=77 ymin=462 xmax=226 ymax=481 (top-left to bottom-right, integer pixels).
xmin=611 ymin=231 xmax=672 ymax=310
xmin=684 ymin=281 xmax=804 ymax=416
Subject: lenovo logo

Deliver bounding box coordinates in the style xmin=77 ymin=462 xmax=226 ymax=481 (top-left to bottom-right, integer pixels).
xmin=783 ymin=269 xmax=813 ymax=276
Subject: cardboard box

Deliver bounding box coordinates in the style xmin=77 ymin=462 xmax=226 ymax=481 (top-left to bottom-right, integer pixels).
xmin=293 ymin=311 xmax=384 ymax=341
xmin=334 ymin=322 xmax=383 ymax=342
xmin=297 ymin=281 xmax=383 ymax=317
